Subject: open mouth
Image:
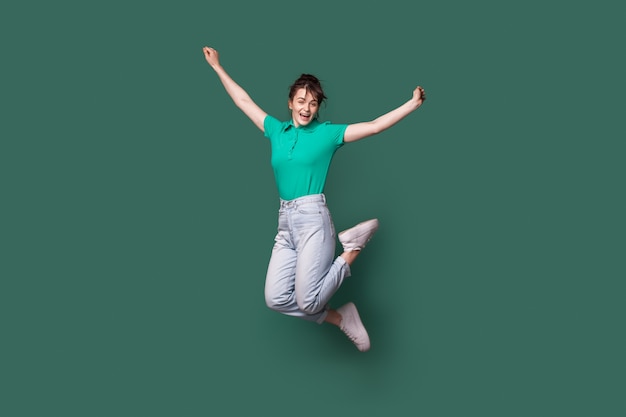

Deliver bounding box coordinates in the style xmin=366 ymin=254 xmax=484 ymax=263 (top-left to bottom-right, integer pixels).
xmin=300 ymin=113 xmax=311 ymax=122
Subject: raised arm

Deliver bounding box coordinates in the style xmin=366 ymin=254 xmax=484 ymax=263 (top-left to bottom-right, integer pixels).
xmin=343 ymin=86 xmax=426 ymax=143
xmin=203 ymin=46 xmax=267 ymax=132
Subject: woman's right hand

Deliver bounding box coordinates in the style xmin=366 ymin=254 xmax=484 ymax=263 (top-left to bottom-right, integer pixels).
xmin=203 ymin=46 xmax=220 ymax=68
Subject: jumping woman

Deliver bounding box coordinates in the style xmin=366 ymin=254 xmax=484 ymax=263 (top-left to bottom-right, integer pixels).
xmin=203 ymin=46 xmax=426 ymax=351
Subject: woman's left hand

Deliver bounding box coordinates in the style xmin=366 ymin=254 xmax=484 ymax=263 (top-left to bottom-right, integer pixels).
xmin=412 ymin=86 xmax=426 ymax=106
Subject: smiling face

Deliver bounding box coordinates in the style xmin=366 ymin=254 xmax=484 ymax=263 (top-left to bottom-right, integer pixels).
xmin=288 ymin=88 xmax=319 ymax=127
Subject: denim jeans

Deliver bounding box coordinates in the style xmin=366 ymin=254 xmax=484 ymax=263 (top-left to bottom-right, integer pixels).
xmin=264 ymin=194 xmax=351 ymax=323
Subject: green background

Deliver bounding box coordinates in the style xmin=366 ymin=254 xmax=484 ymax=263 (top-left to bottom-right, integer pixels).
xmin=2 ymin=0 xmax=624 ymax=416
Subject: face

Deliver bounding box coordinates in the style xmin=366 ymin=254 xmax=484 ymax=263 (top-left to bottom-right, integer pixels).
xmin=288 ymin=88 xmax=319 ymax=127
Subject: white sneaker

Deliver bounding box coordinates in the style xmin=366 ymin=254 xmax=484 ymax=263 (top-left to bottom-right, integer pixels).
xmin=337 ymin=302 xmax=370 ymax=352
xmin=338 ymin=219 xmax=379 ymax=252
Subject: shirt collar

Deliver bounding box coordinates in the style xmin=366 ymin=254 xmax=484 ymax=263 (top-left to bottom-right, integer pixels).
xmin=283 ymin=118 xmax=321 ymax=132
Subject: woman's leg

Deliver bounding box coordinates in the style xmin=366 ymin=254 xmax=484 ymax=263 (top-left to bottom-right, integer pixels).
xmin=291 ymin=200 xmax=353 ymax=321
xmin=322 ymin=249 xmax=371 ymax=352
xmin=322 ymin=218 xmax=380 ymax=352
xmin=323 ymin=251 xmax=360 ymax=326
xmin=264 ymin=198 xmax=341 ymax=324
xmin=265 ymin=195 xmax=375 ymax=351
xmin=264 ymin=228 xmax=303 ymax=317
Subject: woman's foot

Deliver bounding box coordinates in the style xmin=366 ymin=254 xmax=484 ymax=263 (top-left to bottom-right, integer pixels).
xmin=336 ymin=302 xmax=370 ymax=352
xmin=338 ymin=219 xmax=379 ymax=252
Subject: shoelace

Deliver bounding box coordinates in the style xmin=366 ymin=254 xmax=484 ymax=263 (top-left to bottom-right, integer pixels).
xmin=340 ymin=324 xmax=359 ymax=343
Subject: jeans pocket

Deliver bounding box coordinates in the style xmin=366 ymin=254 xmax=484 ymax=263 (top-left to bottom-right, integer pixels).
xmin=323 ymin=207 xmax=336 ymax=238
xmin=297 ymin=202 xmax=322 ymax=215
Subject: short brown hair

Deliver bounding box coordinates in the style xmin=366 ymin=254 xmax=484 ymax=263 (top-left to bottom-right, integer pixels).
xmin=288 ymin=74 xmax=327 ymax=106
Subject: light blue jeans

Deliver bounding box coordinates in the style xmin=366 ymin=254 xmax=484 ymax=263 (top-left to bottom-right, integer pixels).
xmin=264 ymin=194 xmax=351 ymax=323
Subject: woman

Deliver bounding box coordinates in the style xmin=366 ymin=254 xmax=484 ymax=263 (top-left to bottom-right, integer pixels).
xmin=203 ymin=46 xmax=426 ymax=352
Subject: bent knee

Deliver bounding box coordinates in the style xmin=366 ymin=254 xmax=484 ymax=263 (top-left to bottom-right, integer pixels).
xmin=265 ymin=292 xmax=291 ymax=312
xmin=296 ymin=299 xmax=323 ymax=315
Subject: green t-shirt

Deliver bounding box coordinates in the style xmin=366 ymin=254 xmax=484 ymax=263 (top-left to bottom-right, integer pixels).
xmin=264 ymin=115 xmax=347 ymax=201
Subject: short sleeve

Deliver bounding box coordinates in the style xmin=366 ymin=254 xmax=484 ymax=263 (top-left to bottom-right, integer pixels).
xmin=264 ymin=115 xmax=282 ymax=140
xmin=322 ymin=122 xmax=348 ymax=147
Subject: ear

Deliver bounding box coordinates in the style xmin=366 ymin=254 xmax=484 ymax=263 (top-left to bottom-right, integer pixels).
xmin=287 ymin=99 xmax=292 ymax=110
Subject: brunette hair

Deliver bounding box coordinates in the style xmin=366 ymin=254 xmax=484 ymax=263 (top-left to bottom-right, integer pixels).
xmin=288 ymin=74 xmax=327 ymax=106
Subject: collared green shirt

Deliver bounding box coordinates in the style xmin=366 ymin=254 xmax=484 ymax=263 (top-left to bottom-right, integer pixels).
xmin=264 ymin=115 xmax=348 ymax=201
